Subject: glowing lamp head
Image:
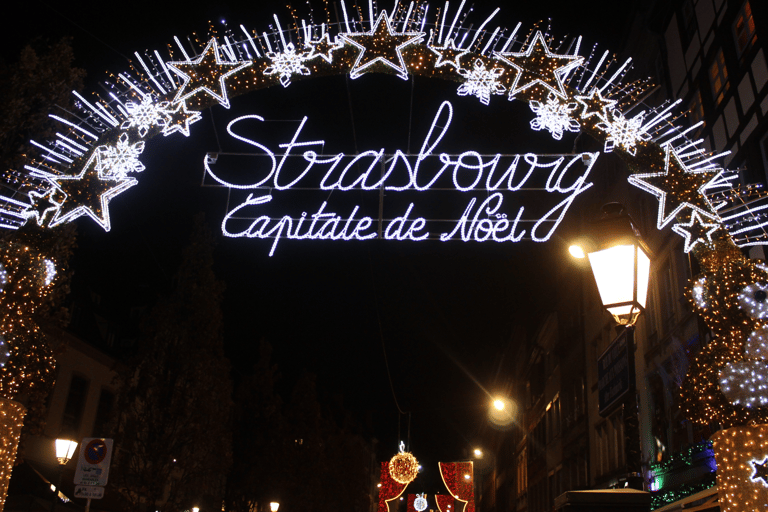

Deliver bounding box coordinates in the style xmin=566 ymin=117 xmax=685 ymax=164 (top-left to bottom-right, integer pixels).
xmin=584 ymin=204 xmax=651 ymax=326
xmin=568 ymin=244 xmax=586 ymax=259
xmin=269 ymin=503 xmax=279 ymax=512
xmin=493 ymin=398 xmax=505 ymax=411
xmin=55 ymin=438 xmax=78 ymax=465
xmin=473 ymin=448 xmax=483 ymax=458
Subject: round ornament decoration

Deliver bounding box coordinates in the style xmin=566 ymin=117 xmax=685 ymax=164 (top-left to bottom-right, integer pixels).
xmin=414 ymin=494 xmax=428 ymax=512
xmin=389 ymin=451 xmax=419 ymax=485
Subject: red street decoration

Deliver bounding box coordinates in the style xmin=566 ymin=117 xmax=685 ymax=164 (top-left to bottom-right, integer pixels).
xmin=378 ymin=461 xmax=407 ymax=512
xmin=436 ymin=494 xmax=455 ymax=512
xmin=406 ymin=493 xmax=416 ymax=512
xmin=439 ymin=462 xmax=475 ymax=512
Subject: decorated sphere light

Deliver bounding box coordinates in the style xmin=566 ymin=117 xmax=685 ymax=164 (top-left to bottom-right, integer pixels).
xmin=389 ymin=450 xmax=419 ymax=485
xmin=414 ymin=493 xmax=428 ymax=512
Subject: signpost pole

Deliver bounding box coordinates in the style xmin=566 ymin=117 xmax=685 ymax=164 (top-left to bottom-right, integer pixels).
xmin=85 ymin=497 xmax=91 ymax=512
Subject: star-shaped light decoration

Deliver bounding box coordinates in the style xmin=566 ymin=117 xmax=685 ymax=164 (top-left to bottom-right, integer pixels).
xmin=121 ymin=95 xmax=168 ymax=137
xmin=672 ymin=211 xmax=721 ymax=253
xmin=574 ymin=88 xmax=617 ymax=123
xmin=529 ymin=92 xmax=580 ymax=140
xmin=306 ymin=33 xmax=344 ymax=64
xmin=751 ymin=458 xmax=768 ymax=487
xmin=429 ymin=37 xmax=469 ymax=70
xmin=341 ymin=11 xmax=425 ymax=80
xmin=160 ymin=100 xmax=202 ymax=137
xmin=97 ymin=133 xmax=146 ymax=178
xmin=167 ymin=38 xmax=251 ymax=109
xmin=24 ymin=188 xmax=59 ymax=227
xmin=45 ymin=151 xmax=137 ymax=231
xmin=628 ymin=145 xmax=722 ymax=229
xmin=264 ymin=42 xmax=312 ymax=87
xmin=457 ymin=59 xmax=505 ymax=105
xmin=596 ymin=109 xmax=651 ymax=156
xmin=494 ymin=31 xmax=583 ymax=100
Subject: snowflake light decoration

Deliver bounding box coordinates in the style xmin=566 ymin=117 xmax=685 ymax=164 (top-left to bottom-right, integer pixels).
xmin=264 ymin=42 xmax=312 ymax=87
xmin=596 ymin=110 xmax=651 ymax=156
xmin=97 ymin=133 xmax=146 ymax=178
xmin=457 ymin=59 xmax=505 ymax=105
xmin=121 ymin=95 xmax=169 ymax=137
xmin=528 ymin=93 xmax=579 ymax=140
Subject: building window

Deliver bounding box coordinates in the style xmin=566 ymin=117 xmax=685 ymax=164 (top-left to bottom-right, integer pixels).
xmin=689 ymin=90 xmax=705 ymax=130
xmin=710 ymin=49 xmax=729 ymax=106
xmin=734 ymin=1 xmax=757 ymax=56
xmin=60 ymin=374 xmax=89 ymax=437
xmin=679 ymin=0 xmax=698 ymax=47
xmin=91 ymin=388 xmax=115 ymax=437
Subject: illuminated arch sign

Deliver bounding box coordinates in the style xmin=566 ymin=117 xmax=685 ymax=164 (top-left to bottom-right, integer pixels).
xmin=5 ymin=0 xmax=757 ymax=260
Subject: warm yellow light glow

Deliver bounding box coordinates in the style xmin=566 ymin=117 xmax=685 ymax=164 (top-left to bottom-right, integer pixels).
xmin=587 ymin=244 xmax=650 ymax=325
xmin=270 ymin=502 xmax=280 ymax=512
xmin=55 ymin=438 xmax=78 ymax=465
xmin=488 ymin=396 xmax=516 ymax=427
xmin=464 ymin=474 xmax=471 ymax=480
xmin=473 ymin=448 xmax=482 ymax=458
xmin=568 ymin=244 xmax=586 ymax=259
xmin=493 ymin=399 xmax=505 ymax=411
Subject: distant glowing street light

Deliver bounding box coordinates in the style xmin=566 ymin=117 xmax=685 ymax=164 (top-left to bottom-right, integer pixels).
xmin=270 ymin=502 xmax=280 ymax=512
xmin=473 ymin=448 xmax=483 ymax=458
xmin=488 ymin=396 xmax=515 ymax=427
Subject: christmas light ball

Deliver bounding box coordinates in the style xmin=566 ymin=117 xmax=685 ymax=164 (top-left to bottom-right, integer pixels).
xmin=389 ymin=451 xmax=419 ymax=484
xmin=414 ymin=494 xmax=428 ymax=511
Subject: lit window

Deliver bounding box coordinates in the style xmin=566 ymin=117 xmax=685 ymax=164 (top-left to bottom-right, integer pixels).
xmin=734 ymin=1 xmax=757 ymax=56
xmin=710 ymin=49 xmax=729 ymax=106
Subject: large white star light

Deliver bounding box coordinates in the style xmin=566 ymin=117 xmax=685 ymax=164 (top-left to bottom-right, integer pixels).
xmin=97 ymin=132 xmax=146 ymax=178
xmin=341 ymin=11 xmax=425 ymax=80
xmin=457 ymin=59 xmax=505 ymax=105
xmin=672 ymin=211 xmax=721 ymax=253
xmin=264 ymin=42 xmax=312 ymax=87
xmin=160 ymin=100 xmax=202 ymax=137
xmin=121 ymin=95 xmax=169 ymax=137
xmin=45 ymin=151 xmax=137 ymax=231
xmin=529 ymin=92 xmax=580 ymax=140
xmin=167 ymin=38 xmax=251 ymax=109
xmin=628 ymin=145 xmax=722 ymax=228
xmin=494 ymin=31 xmax=583 ymax=100
xmin=596 ymin=109 xmax=651 ymax=155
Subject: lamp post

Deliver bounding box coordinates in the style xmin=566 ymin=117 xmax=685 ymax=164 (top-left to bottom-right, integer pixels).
xmin=50 ymin=438 xmax=78 ymax=512
xmin=570 ymin=203 xmax=651 ymax=490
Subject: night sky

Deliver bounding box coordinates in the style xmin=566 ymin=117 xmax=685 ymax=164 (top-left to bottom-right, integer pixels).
xmin=4 ymin=0 xmax=638 ymax=494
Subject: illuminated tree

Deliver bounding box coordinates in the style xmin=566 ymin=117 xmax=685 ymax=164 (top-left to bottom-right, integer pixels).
xmin=111 ymin=216 xmax=232 ymax=512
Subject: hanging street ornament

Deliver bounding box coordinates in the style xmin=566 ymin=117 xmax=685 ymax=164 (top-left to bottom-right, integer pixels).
xmin=389 ymin=446 xmax=419 ymax=485
xmin=160 ymin=100 xmax=202 ymax=137
xmin=97 ymin=132 xmax=146 ymax=178
xmin=457 ymin=59 xmax=506 ymax=105
xmin=264 ymin=42 xmax=312 ymax=87
xmin=44 ymin=151 xmax=137 ymax=231
xmin=596 ymin=109 xmax=651 ymax=155
xmin=121 ymin=95 xmax=169 ymax=137
xmin=306 ymin=33 xmax=344 ymax=64
xmin=341 ymin=11 xmax=425 ymax=80
xmin=529 ymin=92 xmax=580 ymax=140
xmin=414 ymin=494 xmax=428 ymax=512
xmin=574 ymin=87 xmax=617 ymax=123
xmin=23 ymin=189 xmax=58 ymax=227
xmin=494 ymin=30 xmax=583 ymax=101
xmin=672 ymin=211 xmax=721 ymax=253
xmin=167 ymin=38 xmax=251 ymax=109
xmin=628 ymin=144 xmax=722 ymax=228
xmin=429 ymin=37 xmax=469 ymax=70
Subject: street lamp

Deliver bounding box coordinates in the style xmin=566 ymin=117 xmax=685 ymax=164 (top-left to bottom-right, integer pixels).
xmin=570 ymin=203 xmax=651 ymax=327
xmin=570 ymin=203 xmax=651 ymax=491
xmin=270 ymin=502 xmax=280 ymax=512
xmin=50 ymin=438 xmax=77 ymax=512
